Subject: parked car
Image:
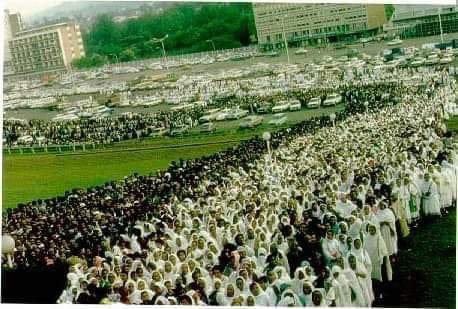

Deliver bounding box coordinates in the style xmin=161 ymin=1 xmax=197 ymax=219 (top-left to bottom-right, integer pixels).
xmin=288 ymin=99 xmax=302 ymax=111
xmin=410 ymin=57 xmax=426 ymax=67
xmin=440 ymin=56 xmax=454 ymax=64
xmin=170 ymin=125 xmax=189 ymax=136
xmin=272 ymin=101 xmax=290 ymax=113
xmin=257 ymin=104 xmax=272 ymax=114
xmin=295 ymin=48 xmax=308 ymax=55
xmin=151 ymin=126 xmax=168 ymax=137
xmin=269 ymin=113 xmax=288 ymax=126
xmin=387 ymin=38 xmax=403 ymax=46
xmin=425 ymin=54 xmax=440 ymax=65
xmin=200 ymin=122 xmax=216 ymax=133
xmin=323 ymin=93 xmax=342 ymax=106
xmin=239 ymin=115 xmax=263 ymax=129
xmin=226 ymin=108 xmax=249 ymax=120
xmin=307 ymin=97 xmax=321 ymax=109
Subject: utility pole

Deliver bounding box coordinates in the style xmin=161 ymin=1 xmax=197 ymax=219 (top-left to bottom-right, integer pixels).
xmin=279 ymin=15 xmax=290 ymax=64
xmin=151 ymin=34 xmax=169 ymax=69
xmin=438 ymin=9 xmax=444 ymax=43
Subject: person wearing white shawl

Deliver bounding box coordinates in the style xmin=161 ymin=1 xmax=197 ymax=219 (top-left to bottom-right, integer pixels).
xmin=337 ymin=234 xmax=349 ymax=257
xmin=349 ymin=238 xmax=373 ymax=301
xmin=364 ymin=224 xmax=392 ymax=283
xmin=336 ymin=194 xmax=357 ymax=218
xmin=340 ymin=255 xmax=367 ymax=306
xmin=248 ymin=282 xmax=272 ymax=306
xmin=139 ymin=289 xmax=154 ymax=304
xmin=215 ymin=282 xmax=238 ymax=306
xmin=420 ymin=172 xmax=442 ymax=216
xmin=297 ymin=281 xmax=313 ymax=306
xmin=322 ymin=230 xmax=340 ymax=266
xmin=289 ymin=268 xmax=306 ymax=296
xmin=330 ymin=265 xmax=351 ymax=306
xmin=348 ymin=253 xmax=374 ymax=306
xmin=277 ymin=288 xmax=302 ymax=307
xmin=348 ymin=215 xmax=363 ymax=240
xmin=311 ymin=288 xmax=327 ymax=307
xmin=125 ymin=279 xmax=141 ymax=304
xmin=273 ymin=265 xmax=291 ymax=287
xmin=437 ymin=165 xmax=453 ymax=210
xmin=375 ymin=202 xmax=398 ymax=256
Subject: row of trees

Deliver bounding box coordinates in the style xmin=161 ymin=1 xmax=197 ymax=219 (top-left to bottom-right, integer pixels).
xmin=73 ymin=3 xmax=256 ymax=69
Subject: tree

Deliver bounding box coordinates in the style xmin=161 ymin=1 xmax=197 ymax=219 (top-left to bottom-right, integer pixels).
xmin=384 ymin=4 xmax=395 ymax=21
xmin=79 ymin=3 xmax=256 ymax=68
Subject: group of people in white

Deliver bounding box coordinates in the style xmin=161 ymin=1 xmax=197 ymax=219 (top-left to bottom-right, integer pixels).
xmin=54 ymin=67 xmax=457 ymax=306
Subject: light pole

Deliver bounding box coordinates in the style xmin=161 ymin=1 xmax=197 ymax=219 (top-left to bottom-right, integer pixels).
xmin=329 ymin=113 xmax=336 ymax=127
xmin=278 ymin=15 xmax=290 ymax=64
xmin=110 ymin=54 xmax=119 ymax=73
xmin=151 ymin=34 xmax=169 ymax=69
xmin=206 ymin=39 xmax=216 ymax=55
xmin=438 ymin=10 xmax=444 ymax=43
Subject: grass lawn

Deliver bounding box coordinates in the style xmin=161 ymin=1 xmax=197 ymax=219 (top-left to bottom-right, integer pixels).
xmin=3 ymin=106 xmax=342 ymax=209
xmin=389 ymin=210 xmax=456 ymax=308
xmin=2 ymin=142 xmax=236 ymax=209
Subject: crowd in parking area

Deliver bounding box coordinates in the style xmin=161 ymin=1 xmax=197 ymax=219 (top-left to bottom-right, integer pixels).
xmin=3 ymin=63 xmax=443 ymax=148
xmin=2 ymin=64 xmax=457 ymax=306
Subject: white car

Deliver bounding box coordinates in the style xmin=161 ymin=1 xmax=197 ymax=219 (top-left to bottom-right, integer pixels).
xmin=323 ymin=93 xmax=342 ymax=106
xmin=439 ymin=56 xmax=453 ymax=64
xmin=307 ymin=97 xmax=321 ymax=109
xmin=269 ymin=113 xmax=288 ymax=126
xmin=240 ymin=115 xmax=263 ymax=128
xmin=410 ymin=57 xmax=426 ymax=67
xmin=17 ymin=135 xmax=33 ymax=144
xmin=425 ymin=55 xmax=440 ymax=65
xmin=226 ymin=108 xmax=249 ymax=120
xmin=272 ymin=102 xmax=290 ymax=113
xmin=288 ymin=99 xmax=302 ymax=111
xmin=215 ymin=109 xmax=231 ymax=121
xmin=295 ymin=48 xmax=308 ymax=55
xmin=387 ymin=38 xmax=403 ymax=46
xmin=360 ymin=37 xmax=373 ymax=43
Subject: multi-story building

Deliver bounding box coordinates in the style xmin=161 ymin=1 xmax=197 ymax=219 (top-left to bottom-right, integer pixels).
xmin=387 ymin=5 xmax=458 ymax=38
xmin=4 ymin=10 xmax=24 ymax=75
xmin=253 ymin=3 xmax=386 ymax=49
xmin=8 ymin=22 xmax=85 ymax=74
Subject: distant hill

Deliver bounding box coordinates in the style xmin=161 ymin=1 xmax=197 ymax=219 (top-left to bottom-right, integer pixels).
xmin=28 ymin=1 xmax=177 ymax=25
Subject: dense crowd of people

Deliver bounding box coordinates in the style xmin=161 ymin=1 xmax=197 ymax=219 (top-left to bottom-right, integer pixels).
xmin=2 ymin=65 xmax=456 ymax=306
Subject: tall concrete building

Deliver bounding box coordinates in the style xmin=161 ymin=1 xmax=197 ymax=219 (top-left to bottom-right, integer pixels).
xmin=387 ymin=5 xmax=458 ymax=38
xmin=8 ymin=22 xmax=85 ymax=74
xmin=4 ymin=10 xmax=24 ymax=74
xmin=253 ymin=3 xmax=386 ymax=49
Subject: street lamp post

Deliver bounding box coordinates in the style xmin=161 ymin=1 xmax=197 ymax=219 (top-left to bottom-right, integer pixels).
xmin=438 ymin=10 xmax=444 ymax=44
xmin=206 ymin=39 xmax=216 ymax=55
xmin=329 ymin=113 xmax=336 ymax=127
xmin=110 ymin=54 xmax=119 ymax=73
xmin=151 ymin=34 xmax=169 ymax=69
xmin=278 ymin=15 xmax=290 ymax=64
xmin=262 ymin=131 xmax=272 ymax=158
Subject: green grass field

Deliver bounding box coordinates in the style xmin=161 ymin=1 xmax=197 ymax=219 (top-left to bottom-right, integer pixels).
xmin=2 ymin=106 xmax=342 ymax=209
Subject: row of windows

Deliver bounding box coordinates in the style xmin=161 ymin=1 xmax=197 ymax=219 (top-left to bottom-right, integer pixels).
xmin=15 ymin=61 xmax=64 ymax=73
xmin=10 ymin=32 xmax=58 ymax=46
xmin=12 ymin=48 xmax=60 ymax=59
xmin=263 ymin=22 xmax=367 ymax=42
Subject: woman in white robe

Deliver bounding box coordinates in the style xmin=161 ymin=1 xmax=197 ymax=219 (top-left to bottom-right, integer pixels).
xmin=347 ymin=254 xmax=373 ymax=306
xmin=216 ymin=283 xmax=238 ymax=306
xmin=330 ymin=265 xmax=352 ymax=307
xmin=349 ymin=238 xmax=374 ymax=303
xmin=364 ymin=224 xmax=392 ymax=282
xmin=376 ymin=202 xmax=398 ymax=256
xmin=420 ymin=173 xmax=442 ymax=216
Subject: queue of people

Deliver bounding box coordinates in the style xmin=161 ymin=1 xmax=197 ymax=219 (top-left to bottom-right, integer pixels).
xmin=2 ymin=66 xmax=457 ymax=306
